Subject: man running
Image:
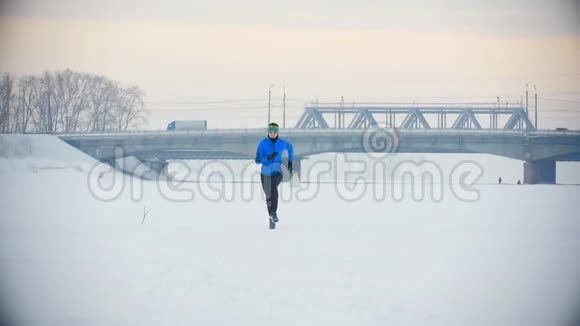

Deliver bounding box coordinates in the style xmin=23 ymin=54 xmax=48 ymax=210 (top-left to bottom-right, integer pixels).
xmin=255 ymin=122 xmax=294 ymax=229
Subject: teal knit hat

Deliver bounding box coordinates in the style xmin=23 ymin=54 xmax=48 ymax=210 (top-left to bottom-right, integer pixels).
xmin=268 ymin=122 xmax=279 ymax=132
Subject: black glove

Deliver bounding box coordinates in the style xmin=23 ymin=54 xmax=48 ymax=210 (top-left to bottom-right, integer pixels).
xmin=288 ymin=161 xmax=293 ymax=174
xmin=267 ymin=152 xmax=278 ymax=160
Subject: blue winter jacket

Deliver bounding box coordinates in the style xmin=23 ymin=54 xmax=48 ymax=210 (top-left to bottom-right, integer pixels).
xmin=255 ymin=137 xmax=294 ymax=176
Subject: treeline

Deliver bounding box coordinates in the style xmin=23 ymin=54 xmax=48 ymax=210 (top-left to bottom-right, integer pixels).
xmin=0 ymin=69 xmax=148 ymax=133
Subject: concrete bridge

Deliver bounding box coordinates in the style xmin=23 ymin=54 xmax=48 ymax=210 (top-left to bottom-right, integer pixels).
xmin=59 ymin=128 xmax=580 ymax=184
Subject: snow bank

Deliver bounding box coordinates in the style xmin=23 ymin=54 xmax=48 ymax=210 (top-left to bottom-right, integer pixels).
xmin=0 ymin=134 xmax=99 ymax=173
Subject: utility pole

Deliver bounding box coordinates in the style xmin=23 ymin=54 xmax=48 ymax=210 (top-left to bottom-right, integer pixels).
xmin=525 ymin=83 xmax=529 ymax=116
xmin=495 ymin=96 xmax=500 ymax=129
xmin=282 ymin=86 xmax=286 ymax=128
xmin=340 ymin=96 xmax=344 ymax=128
xmin=534 ymin=85 xmax=538 ymax=129
xmin=267 ymin=84 xmax=273 ymax=124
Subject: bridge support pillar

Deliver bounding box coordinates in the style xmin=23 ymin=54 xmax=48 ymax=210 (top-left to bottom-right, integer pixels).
xmin=524 ymin=160 xmax=556 ymax=184
xmin=144 ymin=159 xmax=169 ymax=176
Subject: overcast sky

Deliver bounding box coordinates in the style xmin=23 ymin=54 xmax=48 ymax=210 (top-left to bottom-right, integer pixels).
xmin=1 ymin=0 xmax=579 ymax=128
xmin=3 ymin=0 xmax=580 ymax=36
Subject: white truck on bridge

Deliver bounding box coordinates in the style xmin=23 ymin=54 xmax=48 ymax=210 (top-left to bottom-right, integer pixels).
xmin=167 ymin=120 xmax=207 ymax=131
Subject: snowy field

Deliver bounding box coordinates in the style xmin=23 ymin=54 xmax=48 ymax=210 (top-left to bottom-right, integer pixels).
xmin=1 ymin=134 xmax=579 ymax=326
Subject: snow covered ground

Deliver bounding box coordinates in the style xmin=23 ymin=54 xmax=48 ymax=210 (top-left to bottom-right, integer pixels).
xmin=1 ymin=134 xmax=579 ymax=326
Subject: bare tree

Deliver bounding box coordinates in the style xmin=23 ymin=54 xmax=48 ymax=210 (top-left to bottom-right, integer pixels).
xmin=16 ymin=75 xmax=42 ymax=133
xmin=0 ymin=73 xmax=15 ymax=133
xmin=32 ymin=71 xmax=59 ymax=133
xmin=114 ymin=85 xmax=147 ymax=131
xmin=85 ymin=75 xmax=117 ymax=132
xmin=14 ymin=76 xmax=35 ymax=133
xmin=1 ymin=70 xmax=149 ymax=133
xmin=51 ymin=69 xmax=91 ymax=132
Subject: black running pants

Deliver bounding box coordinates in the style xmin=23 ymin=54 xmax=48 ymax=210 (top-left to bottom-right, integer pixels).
xmin=260 ymin=173 xmax=282 ymax=215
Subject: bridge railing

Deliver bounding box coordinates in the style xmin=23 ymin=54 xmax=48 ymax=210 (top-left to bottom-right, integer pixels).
xmin=305 ymin=102 xmax=525 ymax=108
xmin=54 ymin=127 xmax=580 ymax=138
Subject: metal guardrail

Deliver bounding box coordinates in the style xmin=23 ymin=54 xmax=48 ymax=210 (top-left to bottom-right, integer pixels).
xmin=51 ymin=127 xmax=580 ymax=138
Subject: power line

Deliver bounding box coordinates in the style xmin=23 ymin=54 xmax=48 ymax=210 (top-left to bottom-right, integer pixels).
xmin=541 ymin=90 xmax=580 ymax=96
xmin=147 ymin=98 xmax=264 ymax=104
xmin=146 ymin=107 xmax=269 ymax=112
xmin=538 ymin=97 xmax=580 ymax=104
xmin=146 ymin=103 xmax=297 ymax=110
xmin=147 ymin=97 xmax=306 ymax=104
